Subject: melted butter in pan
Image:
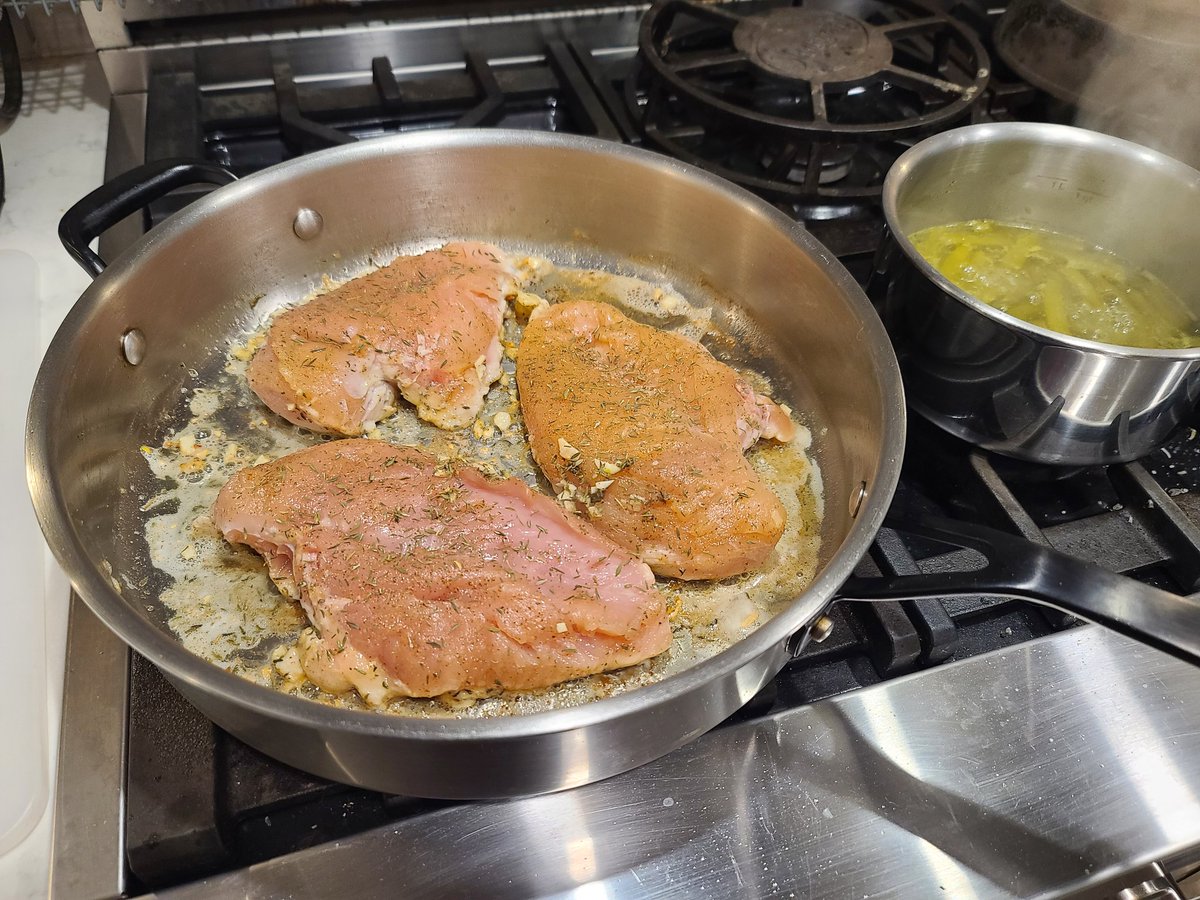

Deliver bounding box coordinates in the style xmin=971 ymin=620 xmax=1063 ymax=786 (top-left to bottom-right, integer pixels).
xmin=136 ymin=251 xmax=824 ymax=718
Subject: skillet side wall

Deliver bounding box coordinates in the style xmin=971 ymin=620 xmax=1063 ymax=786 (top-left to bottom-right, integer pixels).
xmin=28 ymin=133 xmax=903 ymax=797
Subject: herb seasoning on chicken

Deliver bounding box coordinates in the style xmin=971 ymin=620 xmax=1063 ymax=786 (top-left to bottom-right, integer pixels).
xmin=248 ymin=242 xmax=514 ymax=434
xmin=212 ymin=438 xmax=670 ymax=705
xmin=517 ymin=300 xmax=795 ymax=580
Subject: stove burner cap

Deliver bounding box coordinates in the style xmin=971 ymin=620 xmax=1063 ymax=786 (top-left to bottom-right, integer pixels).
xmin=733 ymin=8 xmax=894 ymax=85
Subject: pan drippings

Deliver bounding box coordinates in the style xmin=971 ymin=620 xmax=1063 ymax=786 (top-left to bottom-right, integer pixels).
xmin=135 ymin=249 xmax=824 ymax=718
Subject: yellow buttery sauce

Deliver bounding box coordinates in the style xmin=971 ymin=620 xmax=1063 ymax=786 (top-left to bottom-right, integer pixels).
xmin=909 ymin=219 xmax=1200 ymax=350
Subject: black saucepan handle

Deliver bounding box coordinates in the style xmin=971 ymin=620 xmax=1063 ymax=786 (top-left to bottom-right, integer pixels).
xmin=59 ymin=158 xmax=237 ymax=278
xmin=840 ymin=515 xmax=1200 ymax=667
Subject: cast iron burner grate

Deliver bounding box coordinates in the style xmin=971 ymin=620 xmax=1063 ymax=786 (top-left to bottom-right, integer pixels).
xmin=143 ymin=38 xmax=638 ymax=230
xmin=629 ymin=0 xmax=990 ymax=207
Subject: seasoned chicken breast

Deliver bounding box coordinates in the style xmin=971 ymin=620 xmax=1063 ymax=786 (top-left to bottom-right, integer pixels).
xmin=517 ymin=300 xmax=795 ymax=580
xmin=248 ymin=242 xmax=514 ymax=434
xmin=213 ymin=439 xmax=669 ymax=704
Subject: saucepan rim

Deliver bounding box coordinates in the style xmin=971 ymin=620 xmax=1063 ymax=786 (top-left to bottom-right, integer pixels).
xmin=883 ymin=121 xmax=1200 ymax=361
xmin=27 ymin=130 xmax=905 ymax=741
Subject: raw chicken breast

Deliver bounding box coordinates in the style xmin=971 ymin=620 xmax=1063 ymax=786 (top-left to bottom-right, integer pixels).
xmin=248 ymin=242 xmax=514 ymax=434
xmin=517 ymin=300 xmax=795 ymax=581
xmin=213 ymin=439 xmax=669 ymax=704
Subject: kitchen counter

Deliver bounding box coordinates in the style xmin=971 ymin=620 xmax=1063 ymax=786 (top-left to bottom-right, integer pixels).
xmin=0 ymin=53 xmax=110 ymax=900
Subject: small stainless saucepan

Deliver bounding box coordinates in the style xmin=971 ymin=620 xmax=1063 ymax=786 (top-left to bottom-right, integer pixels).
xmin=873 ymin=122 xmax=1200 ymax=466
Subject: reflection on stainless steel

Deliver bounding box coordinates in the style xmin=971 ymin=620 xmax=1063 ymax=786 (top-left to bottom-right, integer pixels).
xmin=47 ymin=92 xmax=146 ymax=900
xmin=152 ymin=626 xmax=1200 ymax=899
xmin=49 ymin=595 xmax=129 ymax=900
xmin=28 ymin=130 xmax=904 ymax=798
xmin=876 ymin=122 xmax=1200 ymax=465
xmin=87 ymin=5 xmax=649 ymax=95
xmin=96 ymin=92 xmax=147 ymax=266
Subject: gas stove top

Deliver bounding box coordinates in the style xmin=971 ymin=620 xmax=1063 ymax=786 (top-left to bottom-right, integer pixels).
xmin=49 ymin=2 xmax=1200 ymax=897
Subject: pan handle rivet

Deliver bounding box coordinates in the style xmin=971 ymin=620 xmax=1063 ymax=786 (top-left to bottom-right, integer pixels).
xmin=850 ymin=481 xmax=867 ymax=518
xmin=121 ymin=328 xmax=146 ymax=366
xmin=810 ymin=615 xmax=835 ymax=643
xmin=293 ymin=208 xmax=324 ymax=240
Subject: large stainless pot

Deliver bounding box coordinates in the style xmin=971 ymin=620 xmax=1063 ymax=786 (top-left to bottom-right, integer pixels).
xmin=31 ymin=130 xmax=1200 ymax=799
xmin=30 ymin=131 xmax=905 ymax=798
xmin=874 ymin=122 xmax=1200 ymax=466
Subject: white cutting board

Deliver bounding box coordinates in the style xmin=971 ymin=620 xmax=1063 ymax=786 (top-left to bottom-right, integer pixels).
xmin=0 ymin=251 xmax=48 ymax=857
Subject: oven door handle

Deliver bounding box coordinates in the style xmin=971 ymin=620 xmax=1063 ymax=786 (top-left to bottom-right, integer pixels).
xmin=839 ymin=514 xmax=1200 ymax=668
xmin=59 ymin=158 xmax=237 ymax=277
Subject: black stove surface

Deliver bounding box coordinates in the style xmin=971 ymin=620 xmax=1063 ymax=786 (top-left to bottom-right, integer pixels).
xmin=122 ymin=1 xmax=1200 ymax=892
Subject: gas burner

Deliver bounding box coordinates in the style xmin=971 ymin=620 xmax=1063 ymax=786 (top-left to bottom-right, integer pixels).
xmin=638 ymin=0 xmax=991 ymax=138
xmin=630 ymin=0 xmax=991 ymax=209
xmin=732 ymin=8 xmax=896 ymax=88
xmin=624 ymin=93 xmax=895 ymax=211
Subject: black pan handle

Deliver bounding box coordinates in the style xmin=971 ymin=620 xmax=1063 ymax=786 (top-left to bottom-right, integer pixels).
xmin=841 ymin=515 xmax=1200 ymax=668
xmin=59 ymin=158 xmax=237 ymax=278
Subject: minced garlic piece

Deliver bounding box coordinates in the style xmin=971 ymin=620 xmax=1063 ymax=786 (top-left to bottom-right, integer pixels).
xmin=795 ymin=424 xmax=813 ymax=450
xmin=493 ymin=411 xmax=512 ymax=431
xmin=594 ymin=459 xmax=623 ymax=476
xmin=657 ymin=290 xmax=684 ymax=314
xmin=558 ymin=438 xmax=581 ymax=460
xmin=512 ymin=290 xmax=549 ymax=321
xmin=556 ymin=482 xmax=587 ymax=504
xmin=189 ymin=514 xmax=221 ymax=540
xmin=229 ymin=332 xmax=266 ymax=362
xmin=514 ymin=255 xmax=554 ymax=282
xmin=180 ymin=544 xmax=197 ymax=561
xmin=272 ymin=644 xmax=305 ymax=687
xmin=555 ymin=622 xmax=568 ymax=634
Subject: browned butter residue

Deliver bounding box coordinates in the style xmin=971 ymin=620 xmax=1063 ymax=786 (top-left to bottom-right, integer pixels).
xmin=136 ymin=250 xmax=824 ymax=718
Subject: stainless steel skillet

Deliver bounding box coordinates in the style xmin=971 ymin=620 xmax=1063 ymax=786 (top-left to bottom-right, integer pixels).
xmin=28 ymin=131 xmax=1200 ymax=799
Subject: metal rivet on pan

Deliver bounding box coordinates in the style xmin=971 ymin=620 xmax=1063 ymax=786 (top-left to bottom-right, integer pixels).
xmin=849 ymin=481 xmax=867 ymax=518
xmin=121 ymin=328 xmax=146 ymax=366
xmin=293 ymin=208 xmax=324 ymax=240
xmin=810 ymin=615 xmax=835 ymax=644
